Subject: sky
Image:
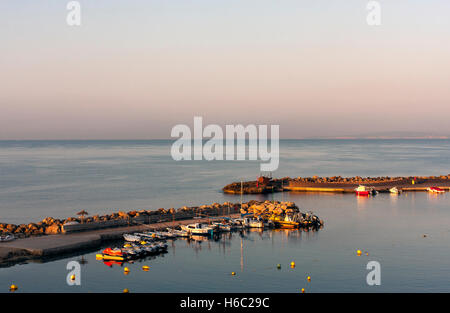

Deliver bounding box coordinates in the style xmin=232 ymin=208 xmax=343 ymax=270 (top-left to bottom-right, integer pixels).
xmin=1 ymin=0 xmax=450 ymax=139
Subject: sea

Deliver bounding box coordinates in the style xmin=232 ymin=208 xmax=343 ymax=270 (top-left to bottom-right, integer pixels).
xmin=0 ymin=139 xmax=449 ymax=292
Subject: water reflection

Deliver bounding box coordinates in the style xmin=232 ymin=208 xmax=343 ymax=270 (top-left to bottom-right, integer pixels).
xmin=356 ymin=194 xmax=370 ymax=210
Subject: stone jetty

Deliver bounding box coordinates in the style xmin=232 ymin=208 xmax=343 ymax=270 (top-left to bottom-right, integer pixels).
xmin=0 ymin=200 xmax=319 ymax=265
xmin=0 ymin=202 xmax=242 ymax=239
xmin=223 ymin=175 xmax=450 ymax=194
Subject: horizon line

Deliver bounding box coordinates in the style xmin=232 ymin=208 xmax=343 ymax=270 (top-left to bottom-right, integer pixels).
xmin=0 ymin=136 xmax=449 ymax=141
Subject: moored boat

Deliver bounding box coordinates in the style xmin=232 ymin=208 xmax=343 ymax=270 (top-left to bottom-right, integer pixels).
xmin=0 ymin=234 xmax=15 ymax=242
xmin=166 ymin=228 xmax=190 ymax=237
xmin=180 ymin=223 xmax=215 ymax=235
xmin=212 ymin=222 xmax=232 ymax=232
xmin=355 ymin=185 xmax=377 ymax=196
xmin=389 ymin=187 xmax=401 ymax=194
xmin=123 ymin=234 xmax=141 ymax=242
xmin=427 ymin=186 xmax=445 ymax=193
xmin=243 ymin=217 xmax=264 ymax=228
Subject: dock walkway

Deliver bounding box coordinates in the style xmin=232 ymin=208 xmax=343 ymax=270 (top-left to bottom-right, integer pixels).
xmin=0 ymin=214 xmax=240 ymax=264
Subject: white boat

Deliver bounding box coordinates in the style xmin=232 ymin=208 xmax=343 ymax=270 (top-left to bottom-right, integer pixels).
xmin=244 ymin=217 xmax=264 ymax=228
xmin=230 ymin=218 xmax=246 ymax=229
xmin=389 ymin=187 xmax=401 ymax=194
xmin=0 ymin=234 xmax=15 ymax=242
xmin=154 ymin=231 xmax=176 ymax=239
xmin=134 ymin=232 xmax=162 ymax=240
xmin=166 ymin=228 xmax=190 ymax=237
xmin=212 ymin=222 xmax=231 ymax=232
xmin=123 ymin=234 xmax=142 ymax=242
xmin=180 ymin=223 xmax=214 ymax=235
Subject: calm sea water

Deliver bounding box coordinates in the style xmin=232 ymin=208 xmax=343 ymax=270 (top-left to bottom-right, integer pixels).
xmin=0 ymin=139 xmax=449 ymax=292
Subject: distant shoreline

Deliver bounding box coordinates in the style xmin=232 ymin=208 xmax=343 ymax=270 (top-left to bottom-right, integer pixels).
xmin=0 ymin=137 xmax=449 ymax=141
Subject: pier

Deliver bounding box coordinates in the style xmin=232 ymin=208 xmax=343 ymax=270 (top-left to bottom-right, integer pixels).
xmin=223 ymin=175 xmax=450 ymax=194
xmin=0 ymin=214 xmax=240 ymax=265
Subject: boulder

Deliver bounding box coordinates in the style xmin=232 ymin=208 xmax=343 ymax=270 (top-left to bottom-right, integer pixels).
xmin=45 ymin=224 xmax=61 ymax=235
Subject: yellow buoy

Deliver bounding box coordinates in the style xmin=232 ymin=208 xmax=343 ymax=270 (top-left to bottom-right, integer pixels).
xmin=140 ymin=241 xmax=147 ymax=245
xmin=231 ymin=272 xmax=236 ymax=276
xmin=307 ymin=276 xmax=311 ymax=282
xmin=70 ymin=274 xmax=76 ymax=281
xmin=366 ymin=252 xmax=369 ymax=256
xmin=290 ymin=261 xmax=295 ymax=267
xmin=124 ymin=267 xmax=130 ymax=274
xmin=123 ymin=288 xmax=129 ymax=293
xmin=301 ymin=288 xmax=305 ymax=293
xmin=9 ymin=284 xmax=18 ymax=292
xmin=357 ymin=250 xmax=362 ymax=256
xmin=142 ymin=265 xmax=150 ymax=271
xmin=277 ymin=264 xmax=281 ymax=269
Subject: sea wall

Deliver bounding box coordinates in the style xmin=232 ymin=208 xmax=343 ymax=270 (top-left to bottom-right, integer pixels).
xmin=0 ymin=202 xmax=242 ymax=239
xmin=223 ymin=175 xmax=450 ymax=194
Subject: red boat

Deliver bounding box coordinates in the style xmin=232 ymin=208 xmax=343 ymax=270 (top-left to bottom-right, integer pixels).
xmin=102 ymin=247 xmax=124 ymax=256
xmin=355 ymin=185 xmax=376 ymax=196
xmin=427 ymin=187 xmax=445 ymax=193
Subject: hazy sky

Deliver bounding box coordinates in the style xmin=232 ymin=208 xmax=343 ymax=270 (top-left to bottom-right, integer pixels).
xmin=1 ymin=0 xmax=450 ymax=139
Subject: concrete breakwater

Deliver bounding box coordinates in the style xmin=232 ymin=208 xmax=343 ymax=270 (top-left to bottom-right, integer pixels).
xmin=0 ymin=200 xmax=316 ymax=264
xmin=0 ymin=202 xmax=242 ymax=239
xmin=223 ymin=175 xmax=450 ymax=194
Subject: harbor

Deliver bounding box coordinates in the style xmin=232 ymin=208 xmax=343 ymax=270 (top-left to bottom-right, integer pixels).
xmin=0 ymin=200 xmax=323 ymax=266
xmin=1 ymin=139 xmax=450 ymax=293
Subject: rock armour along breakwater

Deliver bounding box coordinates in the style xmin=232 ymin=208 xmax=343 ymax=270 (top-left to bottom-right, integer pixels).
xmin=223 ymin=175 xmax=450 ymax=194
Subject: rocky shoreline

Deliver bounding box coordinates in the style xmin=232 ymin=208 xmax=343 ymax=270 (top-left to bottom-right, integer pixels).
xmin=223 ymin=175 xmax=450 ymax=194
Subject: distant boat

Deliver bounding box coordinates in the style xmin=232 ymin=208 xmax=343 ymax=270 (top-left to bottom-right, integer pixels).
xmin=0 ymin=234 xmax=15 ymax=242
xmin=355 ymin=185 xmax=377 ymax=196
xmin=427 ymin=187 xmax=445 ymax=193
xmin=389 ymin=187 xmax=401 ymax=194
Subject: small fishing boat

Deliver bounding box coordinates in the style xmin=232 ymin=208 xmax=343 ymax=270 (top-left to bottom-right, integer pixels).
xmin=276 ymin=215 xmax=300 ymax=229
xmin=427 ymin=187 xmax=445 ymax=193
xmin=97 ymin=247 xmax=128 ymax=261
xmin=244 ymin=217 xmax=264 ymax=228
xmin=123 ymin=234 xmax=141 ymax=242
xmin=355 ymin=185 xmax=377 ymax=196
xmin=134 ymin=232 xmax=163 ymax=240
xmin=0 ymin=234 xmax=15 ymax=242
xmin=389 ymin=187 xmax=401 ymax=194
xmin=166 ymin=228 xmax=190 ymax=237
xmin=180 ymin=223 xmax=215 ymax=235
xmin=230 ymin=218 xmax=246 ymax=229
xmin=212 ymin=222 xmax=232 ymax=232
